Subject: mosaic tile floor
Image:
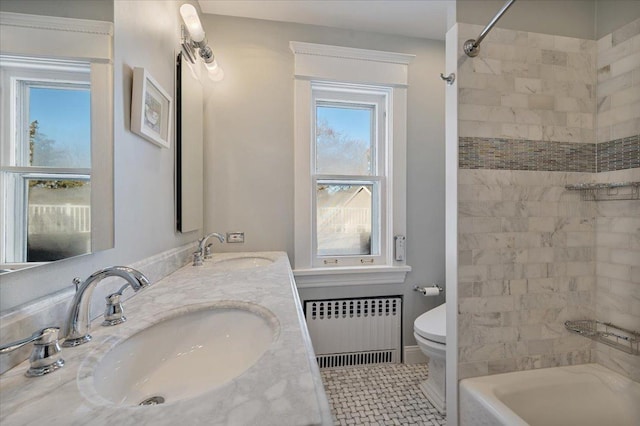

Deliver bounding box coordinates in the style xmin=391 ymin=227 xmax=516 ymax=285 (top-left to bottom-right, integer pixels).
xmin=320 ymin=363 xmax=447 ymax=426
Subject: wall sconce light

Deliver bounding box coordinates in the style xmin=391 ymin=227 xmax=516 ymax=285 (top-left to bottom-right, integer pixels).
xmin=179 ymin=4 xmax=224 ymax=81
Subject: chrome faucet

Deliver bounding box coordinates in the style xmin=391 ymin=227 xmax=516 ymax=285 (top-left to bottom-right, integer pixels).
xmin=62 ymin=266 xmax=151 ymax=347
xmin=193 ymin=232 xmax=225 ymax=266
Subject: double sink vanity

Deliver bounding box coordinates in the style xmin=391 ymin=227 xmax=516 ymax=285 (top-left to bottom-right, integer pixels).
xmin=0 ymin=252 xmax=332 ymax=425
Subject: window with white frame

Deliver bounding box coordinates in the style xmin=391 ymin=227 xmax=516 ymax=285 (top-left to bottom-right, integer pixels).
xmin=0 ymin=11 xmax=113 ymax=270
xmin=0 ymin=56 xmax=92 ymax=263
xmin=312 ymin=83 xmax=388 ymax=267
xmin=291 ymin=42 xmax=413 ymax=286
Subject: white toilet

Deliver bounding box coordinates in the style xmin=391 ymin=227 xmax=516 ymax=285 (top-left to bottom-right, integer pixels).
xmin=413 ymin=302 xmax=446 ymax=414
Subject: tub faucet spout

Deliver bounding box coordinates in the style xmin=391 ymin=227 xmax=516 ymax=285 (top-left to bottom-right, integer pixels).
xmin=62 ymin=266 xmax=151 ymax=347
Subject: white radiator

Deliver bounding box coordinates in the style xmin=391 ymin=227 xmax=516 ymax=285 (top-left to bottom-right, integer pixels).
xmin=304 ymin=297 xmax=402 ymax=368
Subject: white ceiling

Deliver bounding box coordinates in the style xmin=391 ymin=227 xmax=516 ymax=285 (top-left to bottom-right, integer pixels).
xmin=197 ymin=1 xmax=452 ymax=40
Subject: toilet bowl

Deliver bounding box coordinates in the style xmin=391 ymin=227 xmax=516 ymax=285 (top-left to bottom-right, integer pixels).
xmin=413 ymin=302 xmax=446 ymax=414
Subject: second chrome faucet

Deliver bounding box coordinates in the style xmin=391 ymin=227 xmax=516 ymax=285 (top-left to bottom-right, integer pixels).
xmin=193 ymin=232 xmax=225 ymax=266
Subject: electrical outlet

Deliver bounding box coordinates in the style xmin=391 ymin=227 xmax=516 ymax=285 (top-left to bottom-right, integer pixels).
xmin=226 ymin=232 xmax=244 ymax=243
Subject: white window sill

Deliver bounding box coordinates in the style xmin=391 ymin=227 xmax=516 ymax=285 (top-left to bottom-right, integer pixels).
xmin=293 ymin=264 xmax=411 ymax=288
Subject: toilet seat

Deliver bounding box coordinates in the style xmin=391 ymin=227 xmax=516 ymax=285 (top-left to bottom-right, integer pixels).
xmin=414 ymin=303 xmax=446 ymax=344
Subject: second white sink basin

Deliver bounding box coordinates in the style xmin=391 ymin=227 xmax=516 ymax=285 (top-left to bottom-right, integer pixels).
xmin=88 ymin=301 xmax=279 ymax=406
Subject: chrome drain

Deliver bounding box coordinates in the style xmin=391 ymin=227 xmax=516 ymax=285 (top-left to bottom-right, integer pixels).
xmin=139 ymin=396 xmax=165 ymax=406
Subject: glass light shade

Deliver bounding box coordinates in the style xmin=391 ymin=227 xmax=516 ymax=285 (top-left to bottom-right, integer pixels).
xmin=180 ymin=4 xmax=205 ymax=42
xmin=205 ymin=60 xmax=224 ymax=81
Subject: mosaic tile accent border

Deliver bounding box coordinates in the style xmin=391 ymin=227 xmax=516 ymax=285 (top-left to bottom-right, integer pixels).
xmin=459 ymin=135 xmax=640 ymax=173
xmin=597 ymin=135 xmax=640 ymax=172
xmin=459 ymin=137 xmax=596 ymax=172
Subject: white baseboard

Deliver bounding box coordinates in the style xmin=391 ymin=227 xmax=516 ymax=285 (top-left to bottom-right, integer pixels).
xmin=404 ymin=345 xmax=428 ymax=364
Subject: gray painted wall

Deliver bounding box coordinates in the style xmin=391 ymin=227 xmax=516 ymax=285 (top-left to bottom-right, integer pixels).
xmin=0 ymin=0 xmax=113 ymax=21
xmin=200 ymin=14 xmax=446 ymax=348
xmin=0 ymin=0 xmax=200 ymax=311
xmin=457 ymin=0 xmax=640 ymax=41
xmin=596 ymin=0 xmax=640 ymax=38
xmin=457 ymin=0 xmax=596 ymax=39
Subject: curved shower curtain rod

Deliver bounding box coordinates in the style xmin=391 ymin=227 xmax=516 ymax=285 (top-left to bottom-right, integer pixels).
xmin=464 ymin=0 xmax=517 ymax=57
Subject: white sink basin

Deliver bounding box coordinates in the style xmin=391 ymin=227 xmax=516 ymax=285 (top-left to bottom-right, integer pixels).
xmin=211 ymin=256 xmax=274 ymax=270
xmin=89 ymin=302 xmax=279 ymax=406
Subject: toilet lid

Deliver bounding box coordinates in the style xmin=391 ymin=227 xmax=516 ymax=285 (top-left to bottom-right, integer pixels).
xmin=414 ymin=303 xmax=446 ymax=344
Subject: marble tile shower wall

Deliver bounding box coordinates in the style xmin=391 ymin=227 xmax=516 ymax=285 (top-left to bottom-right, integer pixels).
xmin=596 ymin=18 xmax=640 ymax=145
xmin=456 ymin=24 xmax=598 ymax=380
xmin=456 ymin=22 xmax=639 ymax=381
xmin=457 ymin=24 xmax=597 ymax=148
xmin=592 ymin=168 xmax=640 ymax=382
xmin=597 ymin=18 xmax=640 ymax=172
xmin=457 ymin=169 xmax=596 ymax=379
xmin=592 ymin=17 xmax=640 ymax=380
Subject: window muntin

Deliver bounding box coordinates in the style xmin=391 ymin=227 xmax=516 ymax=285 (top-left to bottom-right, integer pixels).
xmin=311 ymin=84 xmax=388 ymax=267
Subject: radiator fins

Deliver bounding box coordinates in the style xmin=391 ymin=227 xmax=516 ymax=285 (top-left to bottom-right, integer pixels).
xmin=305 ymin=297 xmax=402 ymax=370
xmin=309 ymin=298 xmax=399 ymax=320
xmin=316 ymin=350 xmax=397 ymax=369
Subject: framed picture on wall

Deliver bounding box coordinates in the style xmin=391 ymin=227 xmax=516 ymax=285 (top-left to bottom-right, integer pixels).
xmin=131 ymin=67 xmax=172 ymax=148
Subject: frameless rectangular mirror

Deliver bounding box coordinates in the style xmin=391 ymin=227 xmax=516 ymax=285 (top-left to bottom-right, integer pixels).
xmin=0 ymin=5 xmax=114 ymax=274
xmin=176 ymin=52 xmax=203 ymax=233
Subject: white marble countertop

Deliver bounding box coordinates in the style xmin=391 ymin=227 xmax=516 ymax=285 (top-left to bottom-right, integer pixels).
xmin=0 ymin=252 xmax=332 ymax=425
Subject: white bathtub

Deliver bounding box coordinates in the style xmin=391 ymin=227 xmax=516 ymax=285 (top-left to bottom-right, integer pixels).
xmin=460 ymin=364 xmax=640 ymax=426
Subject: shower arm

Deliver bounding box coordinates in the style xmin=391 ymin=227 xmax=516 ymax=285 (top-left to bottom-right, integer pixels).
xmin=464 ymin=0 xmax=517 ymax=57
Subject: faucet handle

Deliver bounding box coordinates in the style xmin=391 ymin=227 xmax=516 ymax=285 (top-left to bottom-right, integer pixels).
xmin=204 ymin=243 xmax=213 ymax=259
xmin=102 ymin=284 xmax=129 ymax=326
xmin=0 ymin=327 xmax=65 ymax=377
xmin=0 ymin=328 xmax=57 ymax=353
